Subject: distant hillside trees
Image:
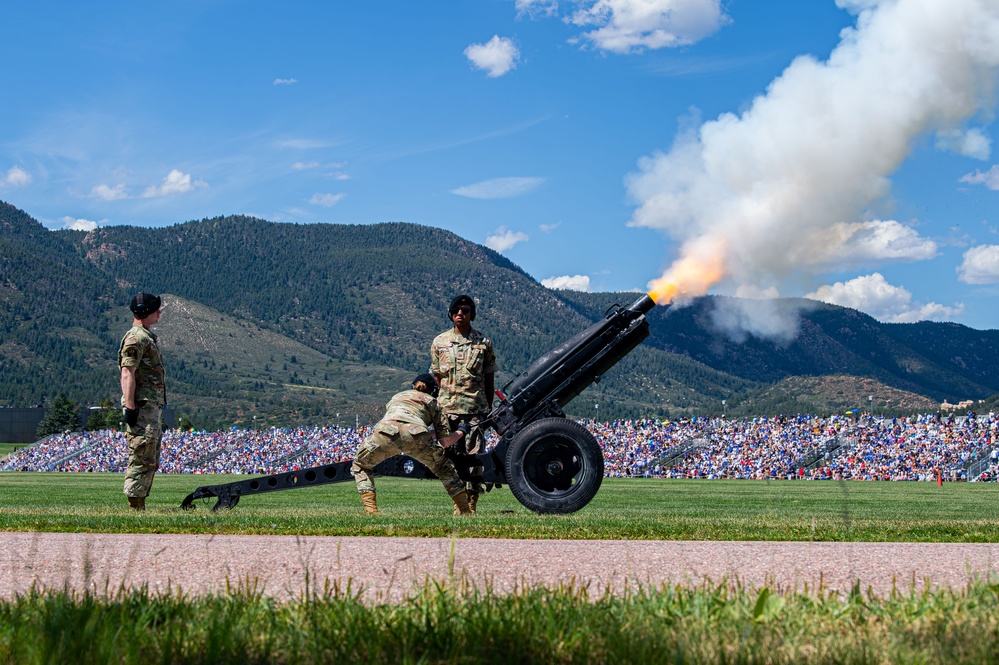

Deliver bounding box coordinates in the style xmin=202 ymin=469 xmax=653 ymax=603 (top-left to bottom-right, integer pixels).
xmin=85 ymin=398 xmax=123 ymax=431
xmin=36 ymin=393 xmax=80 ymax=437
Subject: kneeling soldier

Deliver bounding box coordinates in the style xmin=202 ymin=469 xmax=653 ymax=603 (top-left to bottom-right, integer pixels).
xmin=351 ymin=374 xmax=473 ymax=515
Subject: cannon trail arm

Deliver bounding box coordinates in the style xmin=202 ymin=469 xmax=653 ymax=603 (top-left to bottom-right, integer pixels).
xmin=178 ymin=453 xmax=499 ymax=510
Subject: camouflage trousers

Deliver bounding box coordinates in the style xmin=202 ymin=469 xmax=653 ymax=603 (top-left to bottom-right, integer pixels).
xmin=351 ymin=420 xmax=464 ymax=498
xmin=123 ymin=404 xmax=162 ymax=498
xmin=447 ymin=413 xmax=485 ymax=492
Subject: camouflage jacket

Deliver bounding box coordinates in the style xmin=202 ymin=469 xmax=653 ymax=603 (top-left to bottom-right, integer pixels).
xmin=379 ymin=389 xmax=450 ymax=437
xmin=430 ymin=327 xmax=497 ymax=415
xmin=118 ymin=325 xmax=167 ymax=407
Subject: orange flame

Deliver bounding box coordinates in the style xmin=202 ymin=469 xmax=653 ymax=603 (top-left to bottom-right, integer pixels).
xmin=647 ymin=251 xmax=728 ymax=305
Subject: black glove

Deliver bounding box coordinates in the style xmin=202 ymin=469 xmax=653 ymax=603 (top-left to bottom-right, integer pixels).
xmin=123 ymin=407 xmax=139 ymax=428
xmin=455 ymin=422 xmax=471 ymax=436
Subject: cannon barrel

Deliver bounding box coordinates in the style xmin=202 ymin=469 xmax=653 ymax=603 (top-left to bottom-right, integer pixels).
xmin=488 ymin=293 xmax=656 ymax=435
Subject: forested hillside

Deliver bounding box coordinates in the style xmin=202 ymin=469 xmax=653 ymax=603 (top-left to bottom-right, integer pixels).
xmin=0 ymin=203 xmax=125 ymax=406
xmin=2 ymin=201 xmax=996 ymax=429
xmin=78 ymin=215 xmax=585 ymax=373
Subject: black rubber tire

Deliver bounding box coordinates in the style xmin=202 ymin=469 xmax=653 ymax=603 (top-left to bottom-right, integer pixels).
xmin=505 ymin=417 xmax=604 ymax=514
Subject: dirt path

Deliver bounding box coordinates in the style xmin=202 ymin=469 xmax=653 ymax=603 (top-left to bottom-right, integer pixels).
xmin=3 ymin=532 xmax=998 ymax=601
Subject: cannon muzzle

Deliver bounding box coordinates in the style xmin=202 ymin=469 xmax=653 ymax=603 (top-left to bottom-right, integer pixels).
xmin=626 ymin=293 xmax=656 ymax=315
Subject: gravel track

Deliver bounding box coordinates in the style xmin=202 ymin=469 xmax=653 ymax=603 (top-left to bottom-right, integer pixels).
xmin=3 ymin=532 xmax=998 ymax=601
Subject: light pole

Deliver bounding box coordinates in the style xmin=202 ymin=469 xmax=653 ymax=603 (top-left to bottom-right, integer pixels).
xmin=594 ymin=403 xmax=599 ymax=422
xmin=722 ymin=399 xmax=726 ymax=419
xmin=868 ymin=394 xmax=873 ymax=417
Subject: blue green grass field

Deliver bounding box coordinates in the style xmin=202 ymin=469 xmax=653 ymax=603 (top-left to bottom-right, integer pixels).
xmin=2 ymin=471 xmax=998 ymax=541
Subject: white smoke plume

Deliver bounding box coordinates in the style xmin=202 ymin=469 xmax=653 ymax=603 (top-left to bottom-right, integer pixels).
xmin=709 ymin=296 xmax=805 ymax=345
xmin=632 ymin=0 xmax=999 ymax=329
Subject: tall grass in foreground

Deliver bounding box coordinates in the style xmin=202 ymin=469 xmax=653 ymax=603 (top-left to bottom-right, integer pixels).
xmin=3 ymin=581 xmax=999 ymax=664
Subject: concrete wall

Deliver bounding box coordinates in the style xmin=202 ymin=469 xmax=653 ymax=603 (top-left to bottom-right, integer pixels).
xmin=0 ymin=408 xmax=46 ymax=443
xmin=0 ymin=406 xmax=175 ymax=444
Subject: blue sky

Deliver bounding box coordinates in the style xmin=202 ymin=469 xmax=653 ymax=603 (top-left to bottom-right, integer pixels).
xmin=3 ymin=0 xmax=999 ymax=330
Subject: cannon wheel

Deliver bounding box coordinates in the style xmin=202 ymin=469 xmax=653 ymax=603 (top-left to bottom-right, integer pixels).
xmin=504 ymin=417 xmax=604 ymax=514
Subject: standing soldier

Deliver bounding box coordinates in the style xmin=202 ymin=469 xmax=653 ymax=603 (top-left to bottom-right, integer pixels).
xmin=431 ymin=294 xmax=497 ymax=514
xmin=351 ymin=374 xmax=473 ymax=515
xmin=119 ymin=292 xmax=167 ymax=511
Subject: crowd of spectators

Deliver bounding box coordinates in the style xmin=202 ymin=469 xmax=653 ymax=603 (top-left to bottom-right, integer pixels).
xmin=807 ymin=413 xmax=997 ymax=481
xmin=598 ymin=415 xmax=852 ymax=480
xmin=2 ymin=412 xmax=997 ymax=482
xmin=0 ymin=426 xmax=372 ymax=475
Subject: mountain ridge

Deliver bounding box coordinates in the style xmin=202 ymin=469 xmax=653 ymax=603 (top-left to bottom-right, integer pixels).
xmin=2 ymin=200 xmax=996 ymax=428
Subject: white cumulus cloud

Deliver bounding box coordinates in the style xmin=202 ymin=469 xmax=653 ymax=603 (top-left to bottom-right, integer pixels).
xmin=806 ymin=273 xmax=963 ymax=323
xmin=937 ymin=127 xmax=991 ymax=160
xmin=957 ymin=245 xmax=999 ymax=284
xmin=309 ymin=192 xmax=346 ymax=207
xmin=59 ymin=216 xmax=100 ymax=232
xmin=451 ymin=177 xmax=544 ymax=199
xmin=516 ymin=0 xmax=559 ymax=17
xmin=2 ymin=166 xmax=32 ymax=187
xmin=465 ymin=35 xmax=520 ymax=77
xmin=960 ymin=165 xmax=999 ymax=190
xmin=542 ymin=274 xmax=591 ymax=291
xmin=273 ymin=78 xmax=298 ymax=85
xmin=90 ymin=183 xmax=128 ymax=201
xmin=142 ymin=169 xmax=207 ymax=198
xmin=485 ymin=227 xmax=529 ymax=253
xmin=568 ymin=0 xmax=729 ymax=53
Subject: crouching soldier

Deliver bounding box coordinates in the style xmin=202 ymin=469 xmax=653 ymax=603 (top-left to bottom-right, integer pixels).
xmin=351 ymin=374 xmax=473 ymax=516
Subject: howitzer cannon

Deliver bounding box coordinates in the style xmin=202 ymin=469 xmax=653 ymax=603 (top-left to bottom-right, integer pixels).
xmin=180 ymin=293 xmax=657 ymax=514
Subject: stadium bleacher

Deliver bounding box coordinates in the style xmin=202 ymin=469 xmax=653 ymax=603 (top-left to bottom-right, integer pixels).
xmin=3 ymin=412 xmax=996 ymax=481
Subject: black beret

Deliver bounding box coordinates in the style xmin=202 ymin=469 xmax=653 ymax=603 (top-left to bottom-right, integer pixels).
xmin=129 ymin=292 xmax=161 ymax=319
xmin=448 ymin=294 xmax=476 ymax=320
xmin=412 ymin=373 xmax=439 ymax=397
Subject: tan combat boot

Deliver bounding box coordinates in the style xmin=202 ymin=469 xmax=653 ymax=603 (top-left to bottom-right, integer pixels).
xmin=467 ymin=491 xmax=479 ymax=514
xmin=360 ymin=492 xmax=378 ymax=515
xmin=127 ymin=496 xmax=145 ymax=511
xmin=452 ymin=491 xmax=473 ymax=516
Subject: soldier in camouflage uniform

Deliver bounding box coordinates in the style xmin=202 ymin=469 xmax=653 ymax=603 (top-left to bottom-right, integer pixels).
xmin=351 ymin=373 xmax=472 ymax=515
xmin=118 ymin=292 xmax=167 ymax=511
xmin=431 ymin=294 xmax=497 ymax=513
